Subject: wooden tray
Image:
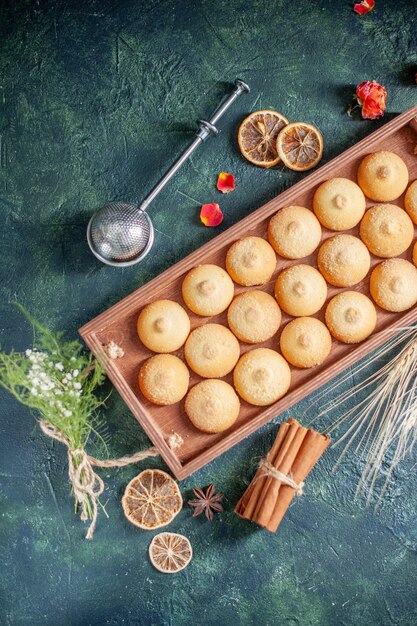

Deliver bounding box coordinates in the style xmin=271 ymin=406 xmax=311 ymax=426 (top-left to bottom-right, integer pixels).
xmin=80 ymin=106 xmax=417 ymax=480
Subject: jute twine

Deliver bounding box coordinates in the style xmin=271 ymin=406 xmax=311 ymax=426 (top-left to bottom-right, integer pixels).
xmin=257 ymin=459 xmax=305 ymax=496
xmin=39 ymin=419 xmax=159 ymax=539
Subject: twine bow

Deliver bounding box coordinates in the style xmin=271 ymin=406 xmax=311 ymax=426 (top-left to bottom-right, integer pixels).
xmin=258 ymin=458 xmax=305 ymax=496
xmin=39 ymin=419 xmax=159 ymax=539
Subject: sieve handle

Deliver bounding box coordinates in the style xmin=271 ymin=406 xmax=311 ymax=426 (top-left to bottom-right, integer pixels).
xmin=139 ymin=79 xmax=250 ymax=212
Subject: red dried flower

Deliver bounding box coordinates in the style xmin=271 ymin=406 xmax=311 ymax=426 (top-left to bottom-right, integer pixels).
xmin=353 ymin=80 xmax=387 ymax=120
xmin=216 ymin=172 xmax=235 ymax=194
xmin=353 ymin=0 xmax=375 ymax=15
xmin=200 ymin=203 xmax=223 ymax=227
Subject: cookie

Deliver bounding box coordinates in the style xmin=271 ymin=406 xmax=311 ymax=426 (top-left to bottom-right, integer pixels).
xmin=404 ymin=180 xmax=417 ymax=224
xmin=267 ymin=205 xmax=322 ymax=259
xmin=279 ymin=317 xmax=332 ymax=368
xmin=370 ymin=258 xmax=417 ymax=312
xmin=139 ymin=354 xmax=189 ymax=405
xmin=233 ymin=348 xmax=291 ymax=406
xmin=227 ymin=290 xmax=281 ymax=343
xmin=317 ymin=234 xmax=371 ymax=287
xmin=185 ymin=379 xmax=240 ymax=433
xmin=359 ymin=204 xmax=414 ymax=258
xmin=181 ymin=264 xmax=234 ymax=316
xmin=274 ymin=264 xmax=327 ymax=316
xmin=325 ymin=292 xmax=377 ymax=344
xmin=184 ymin=323 xmax=240 ymax=378
xmin=357 ymin=151 xmax=409 ymax=202
xmin=413 ymin=240 xmax=417 ymax=267
xmin=226 ymin=236 xmax=276 ymax=286
xmin=137 ymin=300 xmax=190 ymax=353
xmin=313 ymin=177 xmax=366 ymax=231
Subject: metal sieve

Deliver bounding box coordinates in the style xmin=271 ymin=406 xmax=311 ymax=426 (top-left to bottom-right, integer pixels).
xmin=87 ymin=79 xmax=250 ymax=267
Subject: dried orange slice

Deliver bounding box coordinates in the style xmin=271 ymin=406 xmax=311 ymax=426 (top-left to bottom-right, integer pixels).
xmin=149 ymin=532 xmax=193 ymax=574
xmin=276 ymin=122 xmax=323 ymax=171
xmin=238 ymin=110 xmax=288 ymax=168
xmin=122 ymin=469 xmax=182 ymax=530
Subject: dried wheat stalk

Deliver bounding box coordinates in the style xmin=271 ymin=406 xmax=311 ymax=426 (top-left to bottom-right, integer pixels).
xmin=310 ymin=327 xmax=417 ymax=506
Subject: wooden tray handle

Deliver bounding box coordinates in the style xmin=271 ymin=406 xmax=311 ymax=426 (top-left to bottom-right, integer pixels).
xmin=409 ymin=116 xmax=417 ymax=135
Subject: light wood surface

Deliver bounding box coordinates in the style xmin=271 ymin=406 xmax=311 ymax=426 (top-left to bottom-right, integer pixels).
xmin=80 ymin=106 xmax=417 ymax=480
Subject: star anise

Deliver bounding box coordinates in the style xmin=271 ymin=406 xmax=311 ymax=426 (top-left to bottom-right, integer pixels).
xmin=188 ymin=484 xmax=224 ymax=521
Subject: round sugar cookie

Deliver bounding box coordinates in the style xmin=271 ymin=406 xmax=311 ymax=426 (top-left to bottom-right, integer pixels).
xmin=137 ymin=300 xmax=190 ymax=353
xmin=227 ymin=290 xmax=281 ymax=344
xmin=181 ymin=264 xmax=234 ymax=317
xmin=139 ymin=354 xmax=189 ymax=406
xmin=313 ymin=177 xmax=366 ymax=231
xmin=279 ymin=317 xmax=332 ymax=368
xmin=267 ymin=205 xmax=322 ymax=259
xmin=359 ymin=204 xmax=414 ymax=258
xmin=233 ymin=348 xmax=291 ymax=406
xmin=370 ymin=259 xmax=417 ymax=312
xmin=325 ymin=292 xmax=377 ymax=344
xmin=357 ymin=151 xmax=409 ymax=202
xmin=226 ymin=236 xmax=276 ymax=286
xmin=274 ymin=264 xmax=327 ymax=317
xmin=404 ymin=180 xmax=417 ymax=224
xmin=317 ymin=234 xmax=371 ymax=287
xmin=184 ymin=323 xmax=240 ymax=378
xmin=185 ymin=379 xmax=240 ymax=433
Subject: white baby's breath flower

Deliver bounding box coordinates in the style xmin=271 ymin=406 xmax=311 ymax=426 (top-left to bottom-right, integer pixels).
xmin=73 ymin=382 xmax=82 ymax=390
xmin=25 ymin=349 xmax=32 ymax=357
xmin=62 ymin=377 xmax=68 ymax=385
xmin=54 ymin=389 xmax=62 ymax=395
xmin=55 ymin=363 xmax=64 ymax=372
xmin=72 ymin=369 xmax=79 ymax=377
xmin=64 ymin=410 xmax=72 ymax=417
xmin=31 ymin=388 xmax=38 ymax=396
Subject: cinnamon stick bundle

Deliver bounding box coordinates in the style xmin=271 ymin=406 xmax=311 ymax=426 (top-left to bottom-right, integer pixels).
xmin=235 ymin=418 xmax=331 ymax=532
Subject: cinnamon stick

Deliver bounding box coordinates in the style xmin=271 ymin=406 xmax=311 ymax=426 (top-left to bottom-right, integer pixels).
xmin=238 ymin=421 xmax=290 ymax=520
xmin=235 ymin=418 xmax=331 ymax=532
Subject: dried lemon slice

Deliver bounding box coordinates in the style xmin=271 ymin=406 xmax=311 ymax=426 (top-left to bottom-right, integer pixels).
xmin=122 ymin=469 xmax=182 ymax=530
xmin=238 ymin=110 xmax=288 ymax=167
xmin=149 ymin=532 xmax=193 ymax=574
xmin=276 ymin=122 xmax=323 ymax=171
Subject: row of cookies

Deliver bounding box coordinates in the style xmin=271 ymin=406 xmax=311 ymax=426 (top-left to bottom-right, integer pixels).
xmin=137 ymin=241 xmax=417 ymax=418
xmin=270 ymin=202 xmax=417 ymax=265
xmin=136 ymin=297 xmax=371 ymax=435
xmin=136 ymin=219 xmax=417 ymax=425
xmin=136 ymin=150 xmax=417 ymax=434
xmin=139 ymin=345 xmax=292 ymax=433
xmin=134 ymin=287 xmax=364 ymax=429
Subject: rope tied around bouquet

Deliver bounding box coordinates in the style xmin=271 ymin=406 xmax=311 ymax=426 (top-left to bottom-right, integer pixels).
xmin=39 ymin=419 xmax=159 ymax=539
xmin=257 ymin=458 xmax=305 ymax=497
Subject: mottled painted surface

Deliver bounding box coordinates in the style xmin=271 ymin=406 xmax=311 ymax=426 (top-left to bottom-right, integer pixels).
xmin=0 ymin=1 xmax=417 ymax=624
